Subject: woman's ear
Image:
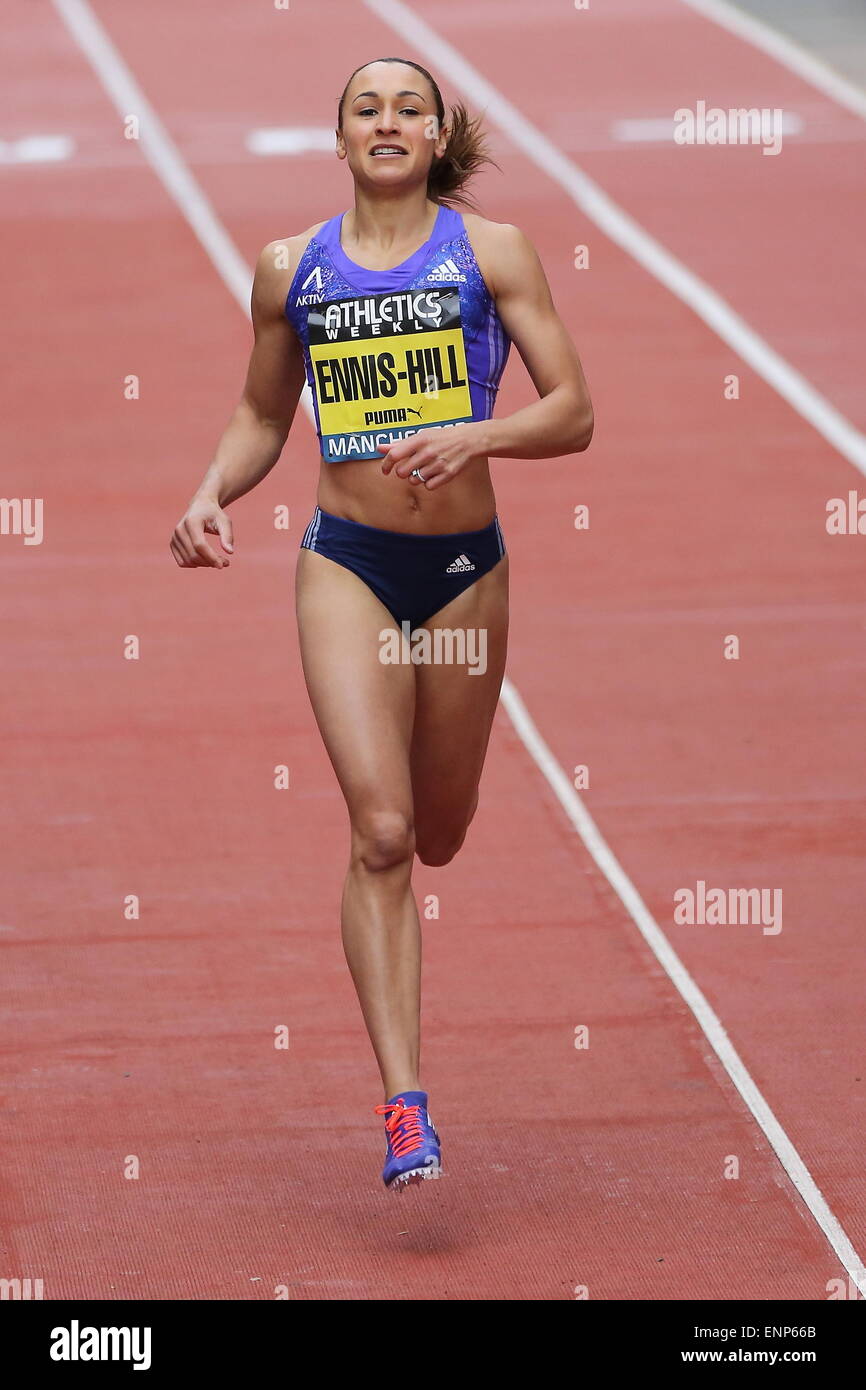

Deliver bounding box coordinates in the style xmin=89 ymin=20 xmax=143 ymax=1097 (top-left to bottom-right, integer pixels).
xmin=424 ymin=113 xmax=448 ymax=160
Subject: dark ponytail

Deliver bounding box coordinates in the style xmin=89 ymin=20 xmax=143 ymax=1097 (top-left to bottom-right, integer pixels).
xmin=337 ymin=57 xmax=498 ymax=210
xmin=427 ymin=99 xmax=497 ymax=209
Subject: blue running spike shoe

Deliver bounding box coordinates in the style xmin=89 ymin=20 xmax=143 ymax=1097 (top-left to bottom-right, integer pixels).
xmin=373 ymin=1090 xmax=442 ymax=1191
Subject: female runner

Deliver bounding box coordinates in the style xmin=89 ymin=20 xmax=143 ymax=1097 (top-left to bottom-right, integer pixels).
xmin=170 ymin=57 xmax=593 ymax=1191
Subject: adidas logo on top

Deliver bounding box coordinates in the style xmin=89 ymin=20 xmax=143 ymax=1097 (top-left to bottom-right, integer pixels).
xmin=446 ymin=553 xmax=475 ymax=574
xmin=427 ymin=258 xmax=467 ymax=283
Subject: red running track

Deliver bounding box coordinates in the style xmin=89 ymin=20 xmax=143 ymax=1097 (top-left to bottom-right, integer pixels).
xmin=1 ymin=0 xmax=864 ymax=1298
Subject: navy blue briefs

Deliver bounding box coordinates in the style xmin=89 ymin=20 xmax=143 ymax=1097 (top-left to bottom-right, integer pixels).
xmin=299 ymin=506 xmax=506 ymax=630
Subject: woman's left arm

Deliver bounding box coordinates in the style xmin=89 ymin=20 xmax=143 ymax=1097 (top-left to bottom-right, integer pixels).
xmin=381 ymin=222 xmax=593 ymax=486
xmin=474 ymin=221 xmax=594 ymax=459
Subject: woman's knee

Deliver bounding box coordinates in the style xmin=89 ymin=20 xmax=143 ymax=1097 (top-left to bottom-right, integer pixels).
xmin=416 ymin=831 xmax=465 ymax=868
xmin=351 ymin=808 xmax=416 ymax=872
xmin=415 ymin=790 xmax=478 ymax=867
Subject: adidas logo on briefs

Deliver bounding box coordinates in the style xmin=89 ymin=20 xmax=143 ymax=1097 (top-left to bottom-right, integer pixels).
xmin=427 ymin=258 xmax=467 ymax=283
xmin=445 ymin=553 xmax=475 ymax=574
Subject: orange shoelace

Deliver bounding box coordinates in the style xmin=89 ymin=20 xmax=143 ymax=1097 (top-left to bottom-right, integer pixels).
xmin=374 ymin=1100 xmax=424 ymax=1157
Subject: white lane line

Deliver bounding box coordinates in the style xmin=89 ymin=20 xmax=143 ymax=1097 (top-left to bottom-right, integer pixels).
xmin=246 ymin=127 xmax=336 ymax=156
xmin=365 ymin=0 xmax=866 ymax=1295
xmin=0 ymin=134 xmax=75 ymax=163
xmin=678 ymin=0 xmax=866 ymax=124
xmin=500 ymin=678 xmax=866 ymax=1296
xmin=54 ymin=0 xmax=866 ymax=1295
xmin=51 ymin=0 xmax=251 ymax=315
xmin=365 ymin=0 xmax=866 ymax=481
xmin=51 ymin=0 xmax=317 ymax=421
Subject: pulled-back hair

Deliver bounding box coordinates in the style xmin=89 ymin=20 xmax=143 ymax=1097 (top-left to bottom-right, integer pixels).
xmin=336 ymin=57 xmax=497 ymax=209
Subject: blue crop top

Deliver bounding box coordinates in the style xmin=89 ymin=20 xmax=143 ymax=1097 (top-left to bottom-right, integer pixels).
xmin=284 ymin=202 xmax=511 ymax=462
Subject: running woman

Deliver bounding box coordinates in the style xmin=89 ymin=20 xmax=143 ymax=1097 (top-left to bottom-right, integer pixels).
xmin=170 ymin=57 xmax=593 ymax=1191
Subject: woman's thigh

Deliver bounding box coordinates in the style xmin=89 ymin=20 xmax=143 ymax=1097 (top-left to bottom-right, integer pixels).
xmin=295 ymin=548 xmax=416 ymax=832
xmin=410 ymin=553 xmax=509 ymax=843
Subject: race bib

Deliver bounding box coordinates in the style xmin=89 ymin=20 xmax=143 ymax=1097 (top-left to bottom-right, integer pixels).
xmin=307 ymin=288 xmax=474 ymax=462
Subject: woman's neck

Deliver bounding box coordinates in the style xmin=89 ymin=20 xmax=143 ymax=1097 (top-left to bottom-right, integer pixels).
xmin=343 ymin=190 xmax=438 ymax=255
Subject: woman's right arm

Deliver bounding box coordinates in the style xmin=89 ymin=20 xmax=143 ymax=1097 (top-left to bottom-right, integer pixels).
xmin=170 ymin=239 xmax=307 ymax=569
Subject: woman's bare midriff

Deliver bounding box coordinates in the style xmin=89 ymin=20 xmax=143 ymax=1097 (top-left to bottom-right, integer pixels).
xmin=314 ymin=452 xmax=498 ymax=534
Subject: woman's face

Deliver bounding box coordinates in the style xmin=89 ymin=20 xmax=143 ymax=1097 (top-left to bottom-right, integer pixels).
xmin=337 ymin=62 xmax=447 ymax=193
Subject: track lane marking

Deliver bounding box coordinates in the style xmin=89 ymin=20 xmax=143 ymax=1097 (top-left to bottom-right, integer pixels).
xmin=679 ymin=0 xmax=866 ymax=124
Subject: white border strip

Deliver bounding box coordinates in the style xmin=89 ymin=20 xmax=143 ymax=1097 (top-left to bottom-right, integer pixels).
xmin=365 ymin=0 xmax=866 ymax=481
xmin=54 ymin=0 xmax=866 ymax=1294
xmin=679 ymin=0 xmax=866 ymax=124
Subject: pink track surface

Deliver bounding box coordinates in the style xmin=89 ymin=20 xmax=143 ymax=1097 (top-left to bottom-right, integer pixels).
xmin=1 ymin=0 xmax=864 ymax=1299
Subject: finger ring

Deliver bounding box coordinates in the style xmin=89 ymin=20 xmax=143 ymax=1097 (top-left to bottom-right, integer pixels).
xmin=411 ymin=467 xmax=425 ymax=481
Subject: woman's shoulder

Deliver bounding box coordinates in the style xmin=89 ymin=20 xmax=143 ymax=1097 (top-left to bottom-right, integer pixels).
xmin=260 ymin=218 xmax=331 ymax=276
xmin=458 ymin=212 xmax=535 ymax=298
xmin=460 ymin=211 xmax=534 ymax=258
xmin=253 ymin=219 xmax=335 ymax=319
xmin=459 ymin=210 xmax=522 ymax=241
